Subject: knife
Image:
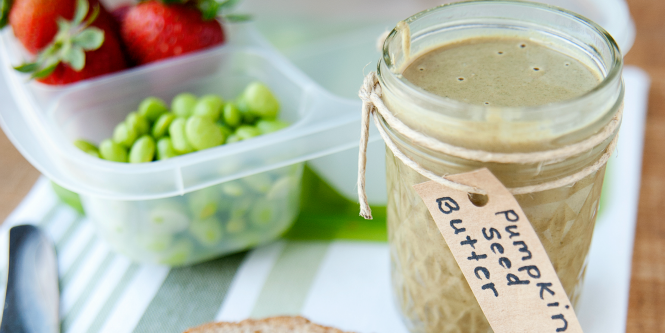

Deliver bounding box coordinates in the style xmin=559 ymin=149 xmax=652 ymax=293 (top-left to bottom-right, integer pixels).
xmin=0 ymin=225 xmax=59 ymax=333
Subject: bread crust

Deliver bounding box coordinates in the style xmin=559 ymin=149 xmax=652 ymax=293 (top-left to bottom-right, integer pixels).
xmin=184 ymin=316 xmax=350 ymax=333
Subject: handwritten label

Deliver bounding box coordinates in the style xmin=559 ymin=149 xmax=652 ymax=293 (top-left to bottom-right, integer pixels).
xmin=413 ymin=168 xmax=583 ymax=333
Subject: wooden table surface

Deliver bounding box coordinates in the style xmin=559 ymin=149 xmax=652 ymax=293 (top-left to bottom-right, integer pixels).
xmin=0 ymin=0 xmax=664 ymax=331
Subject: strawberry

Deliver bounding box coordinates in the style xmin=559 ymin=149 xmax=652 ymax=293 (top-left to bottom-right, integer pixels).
xmin=120 ymin=1 xmax=225 ymax=65
xmin=13 ymin=0 xmax=127 ymax=85
xmin=1 ymin=0 xmax=118 ymax=55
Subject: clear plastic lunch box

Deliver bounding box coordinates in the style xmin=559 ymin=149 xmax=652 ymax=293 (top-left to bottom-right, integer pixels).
xmin=0 ymin=0 xmax=635 ymax=265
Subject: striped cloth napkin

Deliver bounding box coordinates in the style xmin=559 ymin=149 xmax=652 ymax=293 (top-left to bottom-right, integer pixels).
xmin=0 ymin=66 xmax=650 ymax=333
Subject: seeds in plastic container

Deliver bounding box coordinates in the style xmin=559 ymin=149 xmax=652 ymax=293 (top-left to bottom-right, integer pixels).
xmin=169 ymin=117 xmax=194 ymax=154
xmin=156 ymin=137 xmax=179 ymax=160
xmin=129 ymin=135 xmax=156 ymax=163
xmin=138 ymin=97 xmax=169 ymax=122
xmin=147 ymin=206 xmax=190 ymax=234
xmin=73 ymin=139 xmax=100 ymax=157
xmin=219 ymin=181 xmax=245 ymax=197
xmin=159 ymin=239 xmax=194 ymax=266
xmin=172 ymin=93 xmax=198 ymax=118
xmin=185 ymin=116 xmax=224 ymax=150
xmin=126 ymin=112 xmax=150 ymax=136
xmin=250 ymin=199 xmax=277 ymax=227
xmin=193 ymin=95 xmax=224 ymax=121
xmin=267 ymin=176 xmax=292 ymax=201
xmin=222 ymin=103 xmax=241 ymax=128
xmin=152 ymin=113 xmax=176 ymax=139
xmin=112 ymin=122 xmax=138 ymax=148
xmin=189 ymin=216 xmax=224 ymax=246
xmin=225 ymin=216 xmax=247 ymax=234
xmin=188 ymin=188 xmax=221 ymax=220
xmin=241 ymin=82 xmax=279 ymax=119
xmin=100 ymin=139 xmax=128 ymax=162
xmin=256 ymin=119 xmax=289 ymax=134
xmin=242 ymin=173 xmax=272 ymax=193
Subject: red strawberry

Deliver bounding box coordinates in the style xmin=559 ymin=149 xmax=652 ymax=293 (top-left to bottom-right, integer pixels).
xmin=120 ymin=1 xmax=225 ymax=65
xmin=2 ymin=0 xmax=118 ymax=54
xmin=13 ymin=0 xmax=127 ymax=85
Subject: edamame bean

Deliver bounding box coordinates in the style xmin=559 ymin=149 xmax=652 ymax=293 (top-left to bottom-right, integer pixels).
xmin=51 ymin=182 xmax=84 ymax=214
xmin=169 ymin=117 xmax=194 ymax=154
xmin=222 ymin=103 xmax=241 ymax=127
xmin=73 ymin=139 xmax=100 ymax=157
xmin=152 ymin=113 xmax=176 ymax=139
xmin=185 ymin=116 xmax=224 ymax=151
xmin=189 ymin=216 xmax=224 ymax=246
xmin=235 ymin=98 xmax=257 ymax=124
xmin=188 ymin=188 xmax=219 ymax=219
xmin=99 ymin=139 xmax=128 ymax=162
xmin=129 ymin=135 xmax=155 ymax=163
xmin=172 ymin=93 xmax=198 ymax=118
xmin=148 ymin=205 xmax=190 ymax=234
xmin=250 ymin=199 xmax=276 ymax=227
xmin=126 ymin=112 xmax=150 ymax=136
xmin=220 ymin=181 xmax=244 ymax=197
xmin=138 ymin=97 xmax=168 ymax=122
xmin=256 ymin=119 xmax=289 ymax=134
xmin=112 ymin=122 xmax=138 ymax=148
xmin=242 ymin=172 xmax=272 ymax=193
xmin=226 ymin=216 xmax=247 ymax=234
xmin=218 ymin=124 xmax=233 ymax=138
xmin=235 ymin=125 xmax=261 ymax=140
xmin=242 ymin=82 xmax=279 ymax=119
xmin=159 ymin=239 xmax=193 ymax=266
xmin=193 ymin=95 xmax=223 ymax=121
xmin=226 ymin=134 xmax=241 ymax=144
xmin=156 ymin=137 xmax=179 ymax=160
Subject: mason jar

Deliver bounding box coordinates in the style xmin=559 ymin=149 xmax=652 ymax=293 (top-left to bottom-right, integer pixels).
xmin=376 ymin=1 xmax=623 ymax=332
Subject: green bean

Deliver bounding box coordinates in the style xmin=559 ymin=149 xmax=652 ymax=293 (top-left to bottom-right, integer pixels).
xmin=126 ymin=112 xmax=150 ymax=136
xmin=225 ymin=216 xmax=247 ymax=234
xmin=241 ymin=82 xmax=279 ymax=119
xmin=185 ymin=116 xmax=224 ymax=151
xmin=256 ymin=119 xmax=289 ymax=134
xmin=99 ymin=139 xmax=128 ymax=162
xmin=112 ymin=122 xmax=138 ymax=148
xmin=152 ymin=113 xmax=176 ymax=139
xmin=156 ymin=137 xmax=179 ymax=160
xmin=220 ymin=181 xmax=244 ymax=197
xmin=218 ymin=124 xmax=233 ymax=138
xmin=222 ymin=103 xmax=241 ymax=127
xmin=188 ymin=188 xmax=219 ymax=220
xmin=169 ymin=117 xmax=194 ymax=154
xmin=235 ymin=98 xmax=257 ymax=124
xmin=172 ymin=93 xmax=198 ymax=118
xmin=250 ymin=199 xmax=276 ymax=227
xmin=129 ymin=135 xmax=156 ymax=163
xmin=51 ymin=181 xmax=84 ymax=214
xmin=147 ymin=205 xmax=190 ymax=234
xmin=234 ymin=125 xmax=261 ymax=140
xmin=138 ymin=97 xmax=168 ymax=122
xmin=193 ymin=95 xmax=224 ymax=121
xmin=159 ymin=239 xmax=193 ymax=266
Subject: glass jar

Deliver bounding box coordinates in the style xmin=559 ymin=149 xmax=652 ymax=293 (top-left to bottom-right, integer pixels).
xmin=377 ymin=1 xmax=623 ymax=333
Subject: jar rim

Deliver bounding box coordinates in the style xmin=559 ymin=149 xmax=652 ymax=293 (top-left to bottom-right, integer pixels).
xmin=378 ymin=0 xmax=623 ymax=117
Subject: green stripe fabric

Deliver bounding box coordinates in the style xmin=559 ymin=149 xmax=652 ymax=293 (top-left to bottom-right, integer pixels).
xmin=87 ymin=263 xmax=141 ymax=333
xmin=62 ymin=252 xmax=116 ymax=331
xmin=60 ymin=235 xmax=99 ymax=290
xmin=132 ymin=252 xmax=246 ymax=333
xmin=250 ymin=241 xmax=330 ymax=318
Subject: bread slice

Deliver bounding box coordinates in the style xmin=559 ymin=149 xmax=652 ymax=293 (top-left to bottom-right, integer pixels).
xmin=184 ymin=316 xmax=350 ymax=333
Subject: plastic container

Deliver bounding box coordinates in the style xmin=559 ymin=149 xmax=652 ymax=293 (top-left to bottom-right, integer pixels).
xmin=0 ymin=23 xmax=361 ymax=265
xmin=240 ymin=0 xmax=635 ymax=205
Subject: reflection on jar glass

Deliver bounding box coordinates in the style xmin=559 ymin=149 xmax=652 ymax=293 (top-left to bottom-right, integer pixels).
xmin=376 ymin=1 xmax=623 ymax=332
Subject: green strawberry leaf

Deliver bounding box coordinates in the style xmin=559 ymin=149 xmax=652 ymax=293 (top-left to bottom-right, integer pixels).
xmin=62 ymin=45 xmax=85 ymax=71
xmin=85 ymin=4 xmax=100 ymax=26
xmin=222 ymin=13 xmax=251 ymax=22
xmin=73 ymin=27 xmax=104 ymax=50
xmin=0 ymin=0 xmax=13 ymax=28
xmin=13 ymin=63 xmax=39 ymax=73
xmin=73 ymin=0 xmax=89 ymax=25
xmin=217 ymin=0 xmax=241 ymax=10
xmin=31 ymin=62 xmax=59 ymax=79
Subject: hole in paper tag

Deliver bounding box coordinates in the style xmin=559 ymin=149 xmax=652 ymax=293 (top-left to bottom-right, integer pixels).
xmin=413 ymin=168 xmax=584 ymax=333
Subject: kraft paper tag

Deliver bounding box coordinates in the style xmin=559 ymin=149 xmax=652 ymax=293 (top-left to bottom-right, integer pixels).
xmin=413 ymin=168 xmax=583 ymax=333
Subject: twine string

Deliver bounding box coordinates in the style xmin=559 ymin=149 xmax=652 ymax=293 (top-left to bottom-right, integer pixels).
xmin=357 ymin=72 xmax=620 ymax=220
